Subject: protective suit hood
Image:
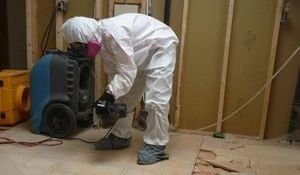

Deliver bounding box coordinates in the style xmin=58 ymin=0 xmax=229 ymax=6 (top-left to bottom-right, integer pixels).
xmin=61 ymin=16 xmax=101 ymax=44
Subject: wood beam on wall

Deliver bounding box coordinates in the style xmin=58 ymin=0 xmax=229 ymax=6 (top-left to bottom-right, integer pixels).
xmin=55 ymin=0 xmax=66 ymax=50
xmin=139 ymin=0 xmax=146 ymax=14
xmin=94 ymin=0 xmax=103 ymax=20
xmin=259 ymin=0 xmax=284 ymax=139
xmin=173 ymin=0 xmax=189 ymax=129
xmin=265 ymin=0 xmax=300 ymax=138
xmin=94 ymin=0 xmax=103 ymax=98
xmin=26 ymin=0 xmax=38 ymax=69
xmin=216 ymin=0 xmax=235 ymax=133
xmin=109 ymin=0 xmax=114 ymax=17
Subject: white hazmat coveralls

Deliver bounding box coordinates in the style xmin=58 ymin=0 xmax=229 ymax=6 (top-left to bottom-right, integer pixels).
xmin=61 ymin=13 xmax=179 ymax=146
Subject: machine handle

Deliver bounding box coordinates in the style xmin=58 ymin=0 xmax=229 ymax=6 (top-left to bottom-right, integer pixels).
xmin=15 ymin=85 xmax=30 ymax=113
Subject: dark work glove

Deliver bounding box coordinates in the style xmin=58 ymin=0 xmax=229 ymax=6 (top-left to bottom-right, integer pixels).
xmin=95 ymin=91 xmax=115 ymax=116
xmin=95 ymin=91 xmax=128 ymax=129
xmin=95 ymin=91 xmax=118 ymax=128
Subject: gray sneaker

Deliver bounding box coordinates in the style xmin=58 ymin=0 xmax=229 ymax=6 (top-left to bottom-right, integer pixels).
xmin=137 ymin=144 xmax=169 ymax=165
xmin=95 ymin=133 xmax=131 ymax=150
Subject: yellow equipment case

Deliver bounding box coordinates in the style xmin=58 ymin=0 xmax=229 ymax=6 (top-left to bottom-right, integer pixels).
xmin=0 ymin=70 xmax=30 ymax=126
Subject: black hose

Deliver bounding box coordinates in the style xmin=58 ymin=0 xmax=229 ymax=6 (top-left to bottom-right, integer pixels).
xmin=164 ymin=0 xmax=171 ymax=25
xmin=40 ymin=7 xmax=56 ymax=57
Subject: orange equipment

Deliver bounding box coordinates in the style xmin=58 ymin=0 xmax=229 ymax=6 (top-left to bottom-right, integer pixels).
xmin=0 ymin=70 xmax=30 ymax=126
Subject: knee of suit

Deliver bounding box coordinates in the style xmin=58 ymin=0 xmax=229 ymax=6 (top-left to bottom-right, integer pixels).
xmin=144 ymin=102 xmax=170 ymax=117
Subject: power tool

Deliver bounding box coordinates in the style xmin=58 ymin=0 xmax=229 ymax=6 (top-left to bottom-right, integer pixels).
xmin=96 ymin=102 xmax=127 ymax=129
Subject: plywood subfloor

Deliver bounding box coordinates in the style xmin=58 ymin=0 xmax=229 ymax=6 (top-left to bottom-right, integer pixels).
xmin=0 ymin=122 xmax=202 ymax=175
xmin=1 ymin=122 xmax=300 ymax=175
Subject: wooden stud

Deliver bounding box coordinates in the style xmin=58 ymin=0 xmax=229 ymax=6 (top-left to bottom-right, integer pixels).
xmin=139 ymin=0 xmax=146 ymax=14
xmin=26 ymin=0 xmax=38 ymax=69
xmin=55 ymin=0 xmax=65 ymax=50
xmin=109 ymin=0 xmax=114 ymax=17
xmin=216 ymin=0 xmax=235 ymax=133
xmin=259 ymin=0 xmax=284 ymax=139
xmin=94 ymin=0 xmax=103 ymax=98
xmin=173 ymin=0 xmax=189 ymax=129
xmin=94 ymin=0 xmax=102 ymax=20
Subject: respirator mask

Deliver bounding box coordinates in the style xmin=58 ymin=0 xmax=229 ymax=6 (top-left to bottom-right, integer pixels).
xmin=68 ymin=40 xmax=101 ymax=58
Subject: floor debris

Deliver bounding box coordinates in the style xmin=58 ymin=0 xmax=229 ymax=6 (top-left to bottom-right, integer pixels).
xmin=192 ymin=136 xmax=254 ymax=175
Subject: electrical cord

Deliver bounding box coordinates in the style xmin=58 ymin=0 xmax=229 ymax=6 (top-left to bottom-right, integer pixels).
xmin=40 ymin=3 xmax=58 ymax=57
xmin=0 ymin=125 xmax=113 ymax=146
xmin=65 ymin=128 xmax=113 ymax=144
xmin=65 ymin=137 xmax=97 ymax=144
xmin=0 ymin=125 xmax=95 ymax=146
xmin=0 ymin=127 xmax=11 ymax=131
xmin=0 ymin=135 xmax=97 ymax=147
xmin=0 ymin=137 xmax=63 ymax=147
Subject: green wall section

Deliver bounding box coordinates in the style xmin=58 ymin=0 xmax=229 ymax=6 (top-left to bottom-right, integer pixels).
xmin=222 ymin=0 xmax=277 ymax=136
xmin=267 ymin=0 xmax=300 ymax=138
xmin=64 ymin=0 xmax=95 ymax=19
xmin=151 ymin=0 xmax=165 ymax=21
xmin=179 ymin=0 xmax=281 ymax=137
xmin=180 ymin=0 xmax=227 ymax=131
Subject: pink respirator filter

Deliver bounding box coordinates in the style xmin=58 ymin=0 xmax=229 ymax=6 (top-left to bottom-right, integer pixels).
xmin=87 ymin=40 xmax=101 ymax=58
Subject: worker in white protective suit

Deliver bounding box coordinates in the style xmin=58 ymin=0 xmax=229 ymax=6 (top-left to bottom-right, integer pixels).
xmin=61 ymin=13 xmax=178 ymax=165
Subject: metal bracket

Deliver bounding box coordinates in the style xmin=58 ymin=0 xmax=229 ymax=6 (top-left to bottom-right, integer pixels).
xmin=281 ymin=2 xmax=290 ymax=23
xmin=57 ymin=0 xmax=68 ymax=12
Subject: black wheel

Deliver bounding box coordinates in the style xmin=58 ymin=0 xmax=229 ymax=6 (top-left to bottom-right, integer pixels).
xmin=44 ymin=103 xmax=76 ymax=138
